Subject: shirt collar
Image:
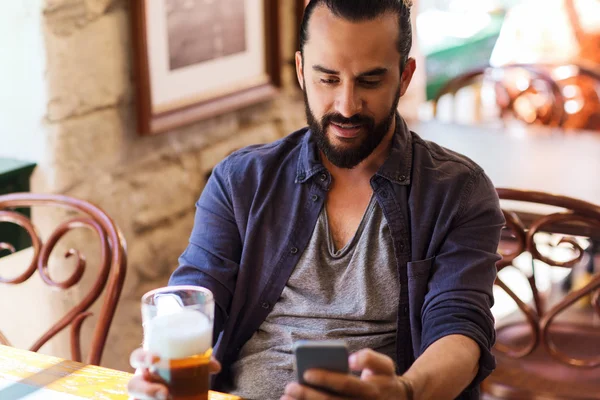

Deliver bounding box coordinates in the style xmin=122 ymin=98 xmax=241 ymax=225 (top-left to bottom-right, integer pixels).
xmin=296 ymin=113 xmax=413 ymax=185
xmin=376 ymin=114 xmax=413 ymax=185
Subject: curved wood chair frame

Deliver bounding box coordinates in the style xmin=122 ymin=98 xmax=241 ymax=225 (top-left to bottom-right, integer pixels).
xmin=432 ymin=64 xmax=567 ymax=127
xmin=483 ymin=188 xmax=600 ymax=399
xmin=0 ymin=193 xmax=127 ymax=366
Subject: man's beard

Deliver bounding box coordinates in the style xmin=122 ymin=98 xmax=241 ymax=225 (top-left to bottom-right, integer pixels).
xmin=304 ymin=86 xmax=401 ymax=169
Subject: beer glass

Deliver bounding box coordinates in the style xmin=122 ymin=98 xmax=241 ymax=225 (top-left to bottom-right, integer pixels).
xmin=141 ymin=285 xmax=214 ymax=400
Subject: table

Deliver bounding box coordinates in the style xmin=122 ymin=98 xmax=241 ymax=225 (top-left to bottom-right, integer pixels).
xmin=414 ymin=121 xmax=600 ymax=204
xmin=0 ymin=345 xmax=240 ymax=400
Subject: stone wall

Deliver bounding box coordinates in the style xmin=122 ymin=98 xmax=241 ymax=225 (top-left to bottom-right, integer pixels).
xmin=14 ymin=0 xmax=424 ymax=372
xmin=27 ymin=0 xmax=305 ymax=372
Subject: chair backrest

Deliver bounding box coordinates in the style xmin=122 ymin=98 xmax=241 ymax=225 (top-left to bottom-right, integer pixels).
xmin=433 ymin=64 xmax=568 ymax=127
xmin=433 ymin=63 xmax=600 ymax=131
xmin=0 ymin=193 xmax=127 ymax=365
xmin=495 ymin=188 xmax=600 ymax=367
xmin=546 ymin=63 xmax=600 ymax=130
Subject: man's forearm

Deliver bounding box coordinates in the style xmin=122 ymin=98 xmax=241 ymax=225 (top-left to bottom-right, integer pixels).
xmin=401 ymin=334 xmax=481 ymax=400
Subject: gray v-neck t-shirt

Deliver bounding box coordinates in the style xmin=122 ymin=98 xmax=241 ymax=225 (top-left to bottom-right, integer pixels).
xmin=229 ymin=196 xmax=399 ymax=400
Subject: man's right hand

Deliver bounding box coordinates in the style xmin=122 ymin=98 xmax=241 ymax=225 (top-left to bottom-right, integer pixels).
xmin=126 ymin=348 xmax=222 ymax=400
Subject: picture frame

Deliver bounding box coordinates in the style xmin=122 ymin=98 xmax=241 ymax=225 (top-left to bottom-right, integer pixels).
xmin=132 ymin=0 xmax=281 ymax=135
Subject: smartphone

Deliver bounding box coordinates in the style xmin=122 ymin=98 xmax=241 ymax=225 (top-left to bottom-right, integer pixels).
xmin=293 ymin=340 xmax=350 ymax=390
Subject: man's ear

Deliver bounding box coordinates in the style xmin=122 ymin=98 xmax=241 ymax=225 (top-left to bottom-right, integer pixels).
xmin=295 ymin=51 xmax=305 ymax=90
xmin=399 ymin=57 xmax=417 ymax=96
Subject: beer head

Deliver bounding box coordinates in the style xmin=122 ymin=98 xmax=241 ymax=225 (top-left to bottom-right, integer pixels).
xmin=144 ymin=308 xmax=212 ymax=359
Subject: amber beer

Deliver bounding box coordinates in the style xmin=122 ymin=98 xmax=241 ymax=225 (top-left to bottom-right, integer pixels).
xmin=152 ymin=349 xmax=212 ymax=400
xmin=142 ymin=287 xmax=214 ymax=400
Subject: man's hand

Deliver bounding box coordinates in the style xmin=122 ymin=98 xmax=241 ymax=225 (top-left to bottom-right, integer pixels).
xmin=281 ymin=349 xmax=411 ymax=400
xmin=127 ymin=348 xmax=221 ymax=400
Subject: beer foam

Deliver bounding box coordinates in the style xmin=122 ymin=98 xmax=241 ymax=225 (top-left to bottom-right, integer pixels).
xmin=145 ymin=308 xmax=212 ymax=359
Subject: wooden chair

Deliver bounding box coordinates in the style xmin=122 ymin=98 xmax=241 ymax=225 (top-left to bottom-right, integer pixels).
xmin=432 ymin=64 xmax=566 ymax=127
xmin=483 ymin=188 xmax=600 ymax=399
xmin=0 ymin=193 xmax=127 ymax=365
xmin=544 ymin=63 xmax=600 ymax=131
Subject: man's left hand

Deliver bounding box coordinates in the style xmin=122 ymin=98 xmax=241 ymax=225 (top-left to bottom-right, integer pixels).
xmin=281 ymin=349 xmax=409 ymax=400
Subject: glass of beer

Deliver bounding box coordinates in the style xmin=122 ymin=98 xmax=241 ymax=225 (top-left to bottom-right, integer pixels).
xmin=141 ymin=285 xmax=214 ymax=400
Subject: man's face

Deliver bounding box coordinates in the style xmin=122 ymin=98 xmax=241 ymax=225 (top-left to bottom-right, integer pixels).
xmin=296 ymin=6 xmax=415 ymax=169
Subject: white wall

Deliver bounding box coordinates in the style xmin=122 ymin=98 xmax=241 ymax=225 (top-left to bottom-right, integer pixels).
xmin=0 ymin=0 xmax=46 ymax=163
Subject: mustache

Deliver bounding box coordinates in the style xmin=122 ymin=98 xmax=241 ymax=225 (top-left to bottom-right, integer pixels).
xmin=322 ymin=113 xmax=374 ymax=126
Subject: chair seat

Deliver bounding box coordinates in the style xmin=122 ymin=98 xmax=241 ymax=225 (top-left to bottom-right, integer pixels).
xmin=483 ymin=321 xmax=600 ymax=399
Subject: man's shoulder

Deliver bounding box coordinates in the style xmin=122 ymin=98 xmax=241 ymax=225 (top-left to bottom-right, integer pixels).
xmin=214 ymin=127 xmax=308 ymax=185
xmin=226 ymin=127 xmax=306 ymax=164
xmin=410 ymin=130 xmax=483 ymax=176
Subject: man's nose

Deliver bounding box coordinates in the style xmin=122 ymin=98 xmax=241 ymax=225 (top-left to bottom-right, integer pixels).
xmin=335 ymin=84 xmax=363 ymax=118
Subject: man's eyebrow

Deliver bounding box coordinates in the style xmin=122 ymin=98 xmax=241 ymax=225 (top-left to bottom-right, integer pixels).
xmin=358 ymin=67 xmax=388 ymax=77
xmin=312 ymin=65 xmax=339 ymax=75
xmin=311 ymin=65 xmax=388 ymax=77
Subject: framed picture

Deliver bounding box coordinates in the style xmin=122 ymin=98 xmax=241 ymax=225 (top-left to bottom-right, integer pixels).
xmin=133 ymin=0 xmax=281 ymax=135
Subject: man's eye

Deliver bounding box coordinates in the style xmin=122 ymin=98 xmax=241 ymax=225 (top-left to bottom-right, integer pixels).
xmin=320 ymin=78 xmax=338 ymax=85
xmin=360 ymin=80 xmax=381 ymax=88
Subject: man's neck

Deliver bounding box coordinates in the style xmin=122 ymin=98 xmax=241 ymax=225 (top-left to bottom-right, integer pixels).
xmin=322 ymin=116 xmax=396 ymax=186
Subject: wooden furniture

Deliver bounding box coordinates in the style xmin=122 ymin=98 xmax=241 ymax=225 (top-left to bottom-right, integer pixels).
xmin=546 ymin=63 xmax=600 ymax=131
xmin=432 ymin=62 xmax=600 ymax=131
xmin=0 ymin=193 xmax=127 ymax=366
xmin=432 ymin=64 xmax=566 ymax=127
xmin=482 ymin=188 xmax=600 ymax=399
xmin=0 ymin=345 xmax=240 ymax=399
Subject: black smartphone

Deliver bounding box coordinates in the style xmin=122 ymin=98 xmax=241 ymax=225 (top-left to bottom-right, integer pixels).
xmin=293 ymin=340 xmax=350 ymax=391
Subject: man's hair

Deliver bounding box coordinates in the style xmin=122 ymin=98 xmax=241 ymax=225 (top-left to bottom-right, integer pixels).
xmin=299 ymin=0 xmax=414 ymax=67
